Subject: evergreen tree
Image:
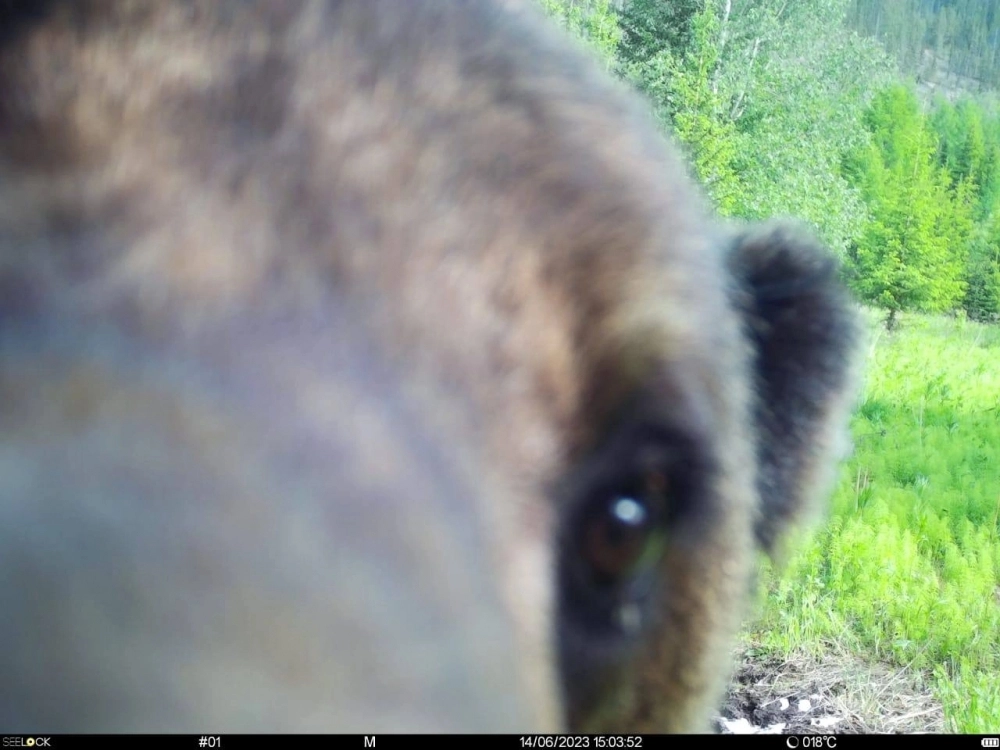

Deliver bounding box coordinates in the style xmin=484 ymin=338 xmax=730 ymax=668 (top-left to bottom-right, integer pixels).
xmin=845 ymin=85 xmax=968 ymax=327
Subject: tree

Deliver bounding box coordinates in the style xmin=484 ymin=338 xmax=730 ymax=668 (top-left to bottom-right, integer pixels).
xmin=619 ymin=3 xmax=744 ymax=214
xmin=715 ymin=0 xmax=892 ymax=256
xmin=538 ymin=0 xmax=622 ymax=68
xmin=929 ymin=96 xmax=1000 ymax=320
xmin=963 ymin=217 xmax=1000 ymax=320
xmin=845 ymin=85 xmax=969 ymax=327
xmin=616 ymin=0 xmax=703 ymax=69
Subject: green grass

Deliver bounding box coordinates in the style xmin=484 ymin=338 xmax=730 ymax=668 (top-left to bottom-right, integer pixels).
xmin=750 ymin=308 xmax=1000 ymax=732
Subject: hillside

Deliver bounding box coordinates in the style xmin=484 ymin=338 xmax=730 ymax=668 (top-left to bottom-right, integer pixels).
xmin=849 ymin=0 xmax=1000 ymax=100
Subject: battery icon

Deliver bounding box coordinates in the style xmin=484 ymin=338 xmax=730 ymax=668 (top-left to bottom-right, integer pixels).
xmin=982 ymin=739 xmax=999 ymax=747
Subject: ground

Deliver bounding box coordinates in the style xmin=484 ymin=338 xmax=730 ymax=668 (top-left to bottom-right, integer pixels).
xmin=715 ymin=647 xmax=946 ymax=734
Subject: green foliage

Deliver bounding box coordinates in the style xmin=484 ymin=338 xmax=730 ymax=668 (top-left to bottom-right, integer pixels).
xmin=538 ymin=0 xmax=622 ymax=68
xmin=849 ymin=0 xmax=1000 ymax=92
xmin=635 ymin=6 xmax=742 ymax=214
xmin=929 ymin=97 xmax=1000 ymax=320
xmin=716 ymin=0 xmax=892 ymax=256
xmin=845 ymin=85 xmax=970 ymax=322
xmin=615 ymin=0 xmax=702 ymax=68
xmin=615 ymin=3 xmax=743 ymax=214
xmin=541 ymin=0 xmax=1000 ymax=325
xmin=931 ymin=98 xmax=1000 ymax=214
xmin=752 ymin=310 xmax=1000 ymax=732
xmin=963 ymin=223 xmax=1000 ymax=321
xmin=616 ymin=0 xmax=891 ymax=253
xmin=936 ymin=659 xmax=1000 ymax=733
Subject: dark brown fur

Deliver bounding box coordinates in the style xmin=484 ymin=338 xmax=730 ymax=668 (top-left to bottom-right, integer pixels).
xmin=0 ymin=0 xmax=859 ymax=733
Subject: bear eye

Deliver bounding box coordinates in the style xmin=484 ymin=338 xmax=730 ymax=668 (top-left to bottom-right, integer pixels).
xmin=579 ymin=471 xmax=669 ymax=586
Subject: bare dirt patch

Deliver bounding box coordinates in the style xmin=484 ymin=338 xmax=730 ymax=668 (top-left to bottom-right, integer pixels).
xmin=714 ymin=647 xmax=945 ymax=734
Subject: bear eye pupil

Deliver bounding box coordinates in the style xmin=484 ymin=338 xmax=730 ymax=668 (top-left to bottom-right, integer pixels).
xmin=580 ymin=474 xmax=668 ymax=585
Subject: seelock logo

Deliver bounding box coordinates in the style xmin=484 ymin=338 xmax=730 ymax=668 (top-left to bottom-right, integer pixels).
xmin=2 ymin=739 xmax=52 ymax=747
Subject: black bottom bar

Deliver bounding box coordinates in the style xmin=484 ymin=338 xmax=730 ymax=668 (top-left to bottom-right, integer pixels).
xmin=2 ymin=735 xmax=997 ymax=750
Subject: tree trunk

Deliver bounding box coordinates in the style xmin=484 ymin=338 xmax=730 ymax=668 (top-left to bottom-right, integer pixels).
xmin=885 ymin=307 xmax=898 ymax=331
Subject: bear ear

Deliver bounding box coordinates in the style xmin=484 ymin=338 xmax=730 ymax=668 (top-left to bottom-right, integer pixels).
xmin=727 ymin=223 xmax=861 ymax=555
